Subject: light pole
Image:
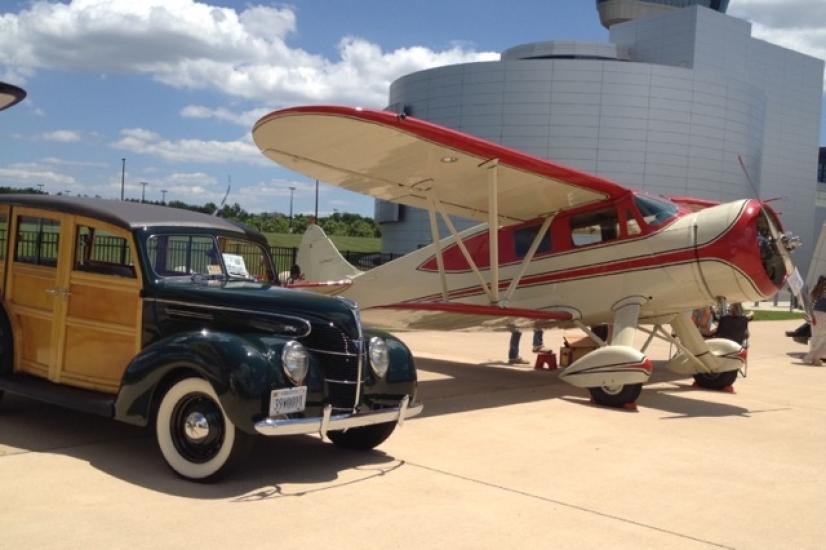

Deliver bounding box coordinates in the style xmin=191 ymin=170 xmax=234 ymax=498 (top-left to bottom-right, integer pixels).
xmin=314 ymin=179 xmax=319 ymax=221
xmin=288 ymin=186 xmax=296 ymax=231
xmin=139 ymin=181 xmax=148 ymax=203
xmin=36 ymin=183 xmax=44 ymax=194
xmin=161 ymin=189 xmax=167 ymax=204
xmin=120 ymin=158 xmax=126 ymax=201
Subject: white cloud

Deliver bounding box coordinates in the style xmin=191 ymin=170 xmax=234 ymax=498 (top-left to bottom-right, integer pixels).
xmin=42 ymin=156 xmax=108 ymax=168
xmin=731 ymin=0 xmax=826 ymax=89
xmin=0 ymin=163 xmax=77 ymax=186
xmin=0 ymin=0 xmax=497 ymax=107
xmin=40 ymin=129 xmax=82 ymax=143
xmin=180 ymin=105 xmax=272 ymax=128
xmin=111 ymin=127 xmax=266 ymax=165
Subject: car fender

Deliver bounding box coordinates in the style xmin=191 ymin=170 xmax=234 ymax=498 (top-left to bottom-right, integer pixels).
xmin=362 ymin=328 xmax=417 ymax=384
xmin=113 ymin=330 xmax=290 ymax=432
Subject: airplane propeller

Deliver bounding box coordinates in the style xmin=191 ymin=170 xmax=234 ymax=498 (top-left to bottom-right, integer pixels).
xmin=738 ymin=154 xmax=813 ymax=320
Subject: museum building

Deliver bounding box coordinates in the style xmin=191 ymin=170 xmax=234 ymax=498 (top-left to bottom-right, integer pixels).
xmin=376 ymin=0 xmax=825 ymax=277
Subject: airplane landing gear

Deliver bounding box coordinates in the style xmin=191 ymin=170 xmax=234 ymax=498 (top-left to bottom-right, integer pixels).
xmin=693 ymin=370 xmax=738 ymax=391
xmin=588 ymin=383 xmax=642 ymax=408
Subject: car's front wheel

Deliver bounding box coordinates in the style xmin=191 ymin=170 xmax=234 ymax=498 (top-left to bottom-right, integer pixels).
xmin=155 ymin=377 xmax=251 ymax=481
xmin=328 ymin=422 xmax=397 ymax=450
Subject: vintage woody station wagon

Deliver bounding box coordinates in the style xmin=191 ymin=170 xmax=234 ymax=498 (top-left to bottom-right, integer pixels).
xmin=0 ymin=195 xmax=421 ymax=480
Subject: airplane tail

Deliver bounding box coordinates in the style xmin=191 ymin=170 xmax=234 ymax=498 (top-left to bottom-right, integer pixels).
xmin=296 ymin=224 xmax=362 ymax=281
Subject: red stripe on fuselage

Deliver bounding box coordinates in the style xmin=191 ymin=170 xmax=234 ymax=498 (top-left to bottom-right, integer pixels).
xmin=405 ymin=199 xmax=776 ymax=303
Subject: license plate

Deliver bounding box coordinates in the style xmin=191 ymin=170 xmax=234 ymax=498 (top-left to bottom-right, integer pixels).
xmin=269 ymin=386 xmax=307 ymax=416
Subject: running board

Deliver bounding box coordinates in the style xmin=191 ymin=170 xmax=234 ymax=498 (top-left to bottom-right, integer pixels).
xmin=0 ymin=373 xmax=115 ymax=418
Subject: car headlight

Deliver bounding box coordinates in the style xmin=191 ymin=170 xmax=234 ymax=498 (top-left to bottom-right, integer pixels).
xmin=369 ymin=336 xmax=390 ymax=378
xmin=282 ymin=340 xmax=309 ymax=384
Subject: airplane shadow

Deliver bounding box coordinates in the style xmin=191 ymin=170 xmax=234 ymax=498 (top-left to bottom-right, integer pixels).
xmin=414 ymin=357 xmax=751 ymax=419
xmin=0 ymin=394 xmax=399 ymax=499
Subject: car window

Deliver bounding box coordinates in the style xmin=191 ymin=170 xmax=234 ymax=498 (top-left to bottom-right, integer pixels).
xmin=147 ymin=235 xmax=221 ymax=278
xmin=0 ymin=213 xmax=7 ymax=261
xmin=570 ymin=208 xmax=619 ymax=247
xmin=15 ymin=216 xmax=60 ymax=267
xmin=75 ymin=225 xmax=135 ymax=278
xmin=217 ymin=236 xmax=277 ymax=282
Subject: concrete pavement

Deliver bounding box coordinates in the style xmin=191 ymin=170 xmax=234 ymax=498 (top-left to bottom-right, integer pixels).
xmin=1 ymin=320 xmax=824 ymax=549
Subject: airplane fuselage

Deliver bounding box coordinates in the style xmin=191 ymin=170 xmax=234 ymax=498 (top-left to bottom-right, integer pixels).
xmin=339 ymin=198 xmax=786 ymax=330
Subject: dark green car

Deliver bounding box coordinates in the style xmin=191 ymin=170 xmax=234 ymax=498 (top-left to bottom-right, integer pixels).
xmin=0 ymin=195 xmax=421 ymax=480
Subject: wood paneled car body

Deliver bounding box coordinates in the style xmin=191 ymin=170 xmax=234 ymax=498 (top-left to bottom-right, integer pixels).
xmin=0 ymin=195 xmax=421 ymax=480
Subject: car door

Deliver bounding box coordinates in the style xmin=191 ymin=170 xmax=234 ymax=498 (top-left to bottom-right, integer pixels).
xmin=54 ymin=216 xmax=143 ymax=393
xmin=5 ymin=208 xmax=69 ymax=381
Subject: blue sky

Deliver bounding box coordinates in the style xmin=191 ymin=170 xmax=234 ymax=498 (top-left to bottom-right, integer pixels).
xmin=1 ymin=0 xmax=824 ymax=217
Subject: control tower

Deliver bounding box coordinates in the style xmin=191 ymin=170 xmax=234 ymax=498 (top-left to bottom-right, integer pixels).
xmin=597 ymin=0 xmax=729 ymax=28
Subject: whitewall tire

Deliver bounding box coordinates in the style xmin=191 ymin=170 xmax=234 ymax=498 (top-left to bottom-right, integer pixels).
xmin=155 ymin=377 xmax=250 ymax=481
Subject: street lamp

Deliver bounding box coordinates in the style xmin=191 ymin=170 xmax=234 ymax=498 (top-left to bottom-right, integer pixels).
xmin=120 ymin=158 xmax=126 ymax=201
xmin=139 ymin=181 xmax=148 ymax=203
xmin=36 ymin=184 xmax=44 ymax=194
xmin=288 ymin=186 xmax=296 ymax=231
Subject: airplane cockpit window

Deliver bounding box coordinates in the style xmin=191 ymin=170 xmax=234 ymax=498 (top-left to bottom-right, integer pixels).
xmin=624 ymin=209 xmax=642 ymax=236
xmin=634 ymin=195 xmax=679 ymax=227
xmin=514 ymin=225 xmax=551 ymax=258
xmin=570 ymin=208 xmax=619 ymax=247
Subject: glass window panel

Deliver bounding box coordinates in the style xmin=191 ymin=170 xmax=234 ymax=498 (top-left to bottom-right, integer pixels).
xmin=0 ymin=213 xmax=7 ymax=261
xmin=15 ymin=216 xmax=60 ymax=267
xmin=514 ymin=226 xmax=551 ymax=258
xmin=570 ymin=208 xmax=619 ymax=248
xmin=75 ymin=226 xmax=135 ymax=278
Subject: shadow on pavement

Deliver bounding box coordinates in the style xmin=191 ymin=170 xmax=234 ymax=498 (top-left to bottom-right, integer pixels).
xmin=0 ymin=393 xmax=398 ymax=499
xmin=0 ymin=356 xmax=766 ymax=495
xmin=414 ymin=356 xmax=753 ymax=419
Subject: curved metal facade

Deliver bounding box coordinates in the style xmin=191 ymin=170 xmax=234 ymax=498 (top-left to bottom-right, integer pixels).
xmin=379 ymin=5 xmax=823 ymax=276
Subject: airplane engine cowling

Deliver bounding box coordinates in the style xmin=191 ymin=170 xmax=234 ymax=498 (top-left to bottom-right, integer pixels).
xmin=559 ymin=345 xmax=652 ymax=389
xmin=665 ymin=338 xmax=745 ymax=375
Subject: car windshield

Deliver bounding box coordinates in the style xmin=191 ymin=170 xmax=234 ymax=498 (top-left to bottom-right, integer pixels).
xmin=633 ymin=195 xmax=679 ymax=227
xmin=147 ymin=234 xmax=277 ymax=283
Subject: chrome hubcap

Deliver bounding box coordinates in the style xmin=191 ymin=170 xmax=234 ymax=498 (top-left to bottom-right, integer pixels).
xmin=184 ymin=412 xmax=210 ymax=441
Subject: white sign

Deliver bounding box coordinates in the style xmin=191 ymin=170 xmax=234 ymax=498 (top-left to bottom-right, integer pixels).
xmin=222 ymin=253 xmax=249 ymax=278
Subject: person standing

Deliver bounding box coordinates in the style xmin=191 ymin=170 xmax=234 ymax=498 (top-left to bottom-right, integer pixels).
xmin=508 ymin=329 xmax=545 ymax=364
xmin=804 ymin=276 xmax=826 ymax=366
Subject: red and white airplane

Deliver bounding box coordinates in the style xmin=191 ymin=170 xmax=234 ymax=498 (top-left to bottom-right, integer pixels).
xmin=253 ymin=106 xmax=806 ymax=408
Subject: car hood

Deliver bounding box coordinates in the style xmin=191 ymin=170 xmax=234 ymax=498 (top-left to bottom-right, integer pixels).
xmin=147 ymin=280 xmax=361 ymax=338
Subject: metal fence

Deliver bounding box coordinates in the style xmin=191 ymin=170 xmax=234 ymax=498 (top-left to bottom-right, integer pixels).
xmin=8 ymin=231 xmax=402 ymax=276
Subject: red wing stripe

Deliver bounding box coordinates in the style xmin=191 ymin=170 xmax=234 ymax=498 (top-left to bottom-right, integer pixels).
xmin=369 ymin=302 xmax=572 ymax=321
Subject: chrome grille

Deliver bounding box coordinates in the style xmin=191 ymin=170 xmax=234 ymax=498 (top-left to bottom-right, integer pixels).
xmin=302 ymin=311 xmax=364 ymax=411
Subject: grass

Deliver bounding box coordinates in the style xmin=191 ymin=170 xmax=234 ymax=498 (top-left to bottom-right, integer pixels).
xmin=748 ymin=310 xmax=806 ymax=321
xmin=263 ymin=232 xmax=381 ymax=252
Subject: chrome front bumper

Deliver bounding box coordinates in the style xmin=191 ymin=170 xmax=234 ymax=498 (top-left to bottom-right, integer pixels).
xmin=253 ymin=395 xmax=423 ymax=437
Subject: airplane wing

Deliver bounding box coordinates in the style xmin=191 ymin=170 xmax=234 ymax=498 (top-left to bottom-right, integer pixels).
xmin=253 ymin=106 xmax=630 ymax=224
xmin=361 ymin=302 xmax=574 ymax=331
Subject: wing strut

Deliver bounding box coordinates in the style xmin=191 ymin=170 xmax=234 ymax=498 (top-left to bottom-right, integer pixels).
xmin=426 ymin=193 xmax=449 ymax=301
xmin=504 ymin=214 xmax=554 ymax=305
xmin=431 ymin=194 xmax=496 ymax=303
xmin=487 ymin=159 xmax=500 ymax=303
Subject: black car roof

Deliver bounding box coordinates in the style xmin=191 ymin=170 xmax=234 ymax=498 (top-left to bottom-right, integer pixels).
xmin=0 ymin=194 xmax=259 ymax=237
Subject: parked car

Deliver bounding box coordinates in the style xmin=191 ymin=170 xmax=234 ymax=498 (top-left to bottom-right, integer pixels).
xmin=0 ymin=195 xmax=421 ymax=480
